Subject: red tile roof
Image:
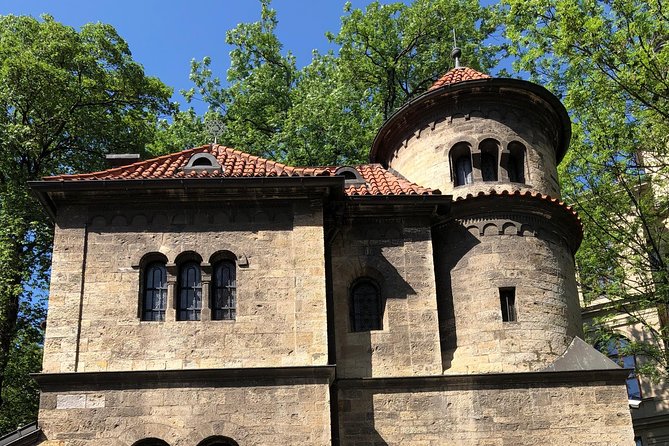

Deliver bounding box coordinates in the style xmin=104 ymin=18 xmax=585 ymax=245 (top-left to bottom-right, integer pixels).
xmin=429 ymin=66 xmax=491 ymax=91
xmin=44 ymin=145 xmax=435 ymax=197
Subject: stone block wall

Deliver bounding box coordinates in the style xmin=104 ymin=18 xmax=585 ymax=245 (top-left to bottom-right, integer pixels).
xmin=338 ymin=375 xmax=635 ymax=445
xmin=384 ymin=97 xmax=561 ymax=199
xmin=330 ymin=217 xmax=442 ymax=378
xmin=434 ymin=212 xmax=582 ymax=373
xmin=43 ymin=199 xmax=328 ymax=373
xmin=38 ymin=379 xmax=331 ymax=445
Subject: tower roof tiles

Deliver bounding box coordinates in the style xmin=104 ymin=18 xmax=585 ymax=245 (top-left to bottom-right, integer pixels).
xmin=428 ymin=66 xmax=491 ymax=91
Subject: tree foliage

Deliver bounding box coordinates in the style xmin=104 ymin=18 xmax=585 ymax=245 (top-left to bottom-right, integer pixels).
xmin=186 ymin=0 xmax=497 ymax=165
xmin=333 ymin=0 xmax=495 ymax=120
xmin=499 ymin=0 xmax=669 ymax=376
xmin=0 ymin=15 xmax=172 ymax=434
xmin=0 ymin=299 xmax=45 ymax=434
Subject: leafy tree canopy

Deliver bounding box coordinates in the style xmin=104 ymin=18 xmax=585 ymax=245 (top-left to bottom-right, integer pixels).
xmin=0 ymin=14 xmax=173 ymax=433
xmin=498 ymin=0 xmax=669 ymax=376
xmin=181 ymin=0 xmax=497 ymax=165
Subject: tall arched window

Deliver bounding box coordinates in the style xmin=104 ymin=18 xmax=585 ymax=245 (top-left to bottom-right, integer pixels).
xmin=178 ymin=261 xmax=202 ymax=321
xmin=350 ymin=278 xmax=382 ymax=332
xmin=212 ymin=260 xmax=237 ymax=320
xmin=507 ymin=142 xmax=526 ymax=183
xmin=454 ymin=155 xmax=473 ymax=186
xmin=142 ymin=262 xmax=167 ymax=321
xmin=451 ymin=143 xmax=473 ymax=186
xmin=597 ymin=336 xmax=642 ymax=400
xmin=480 ymin=139 xmax=499 ymax=182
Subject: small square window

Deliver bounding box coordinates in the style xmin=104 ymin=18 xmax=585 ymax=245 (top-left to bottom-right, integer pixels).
xmin=500 ymin=287 xmax=516 ymax=322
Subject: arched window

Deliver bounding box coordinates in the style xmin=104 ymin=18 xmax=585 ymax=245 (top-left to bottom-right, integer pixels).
xmin=212 ymin=260 xmax=237 ymax=320
xmin=480 ymin=139 xmax=499 ymax=182
xmin=142 ymin=262 xmax=167 ymax=321
xmin=454 ymin=155 xmax=473 ymax=186
xmin=178 ymin=261 xmax=202 ymax=321
xmin=597 ymin=336 xmax=642 ymax=400
xmin=451 ymin=143 xmax=476 ymax=186
xmin=197 ymin=436 xmax=239 ymax=446
xmin=132 ymin=438 xmax=170 ymax=446
xmin=350 ymin=278 xmax=382 ymax=332
xmin=507 ymin=142 xmax=526 ymax=183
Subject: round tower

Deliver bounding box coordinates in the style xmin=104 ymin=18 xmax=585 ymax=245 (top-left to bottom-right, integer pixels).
xmin=370 ymin=63 xmax=583 ymax=373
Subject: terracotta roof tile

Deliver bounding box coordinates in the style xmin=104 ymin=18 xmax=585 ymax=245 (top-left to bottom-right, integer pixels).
xmin=44 ymin=145 xmax=435 ymax=197
xmin=429 ymin=66 xmax=491 ymax=91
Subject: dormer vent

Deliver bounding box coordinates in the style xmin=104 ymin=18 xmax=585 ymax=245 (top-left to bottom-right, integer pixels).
xmin=183 ymin=153 xmax=222 ymax=175
xmin=335 ymin=166 xmax=365 ymax=185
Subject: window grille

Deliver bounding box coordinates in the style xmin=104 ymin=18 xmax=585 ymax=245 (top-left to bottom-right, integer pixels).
xmin=142 ymin=263 xmax=167 ymax=321
xmin=178 ymin=261 xmax=202 ymax=321
xmin=212 ymin=260 xmax=236 ymax=320
xmin=480 ymin=140 xmax=499 ymax=182
xmin=351 ymin=279 xmax=382 ymax=331
xmin=481 ymin=152 xmax=498 ymax=181
xmin=499 ymin=287 xmax=517 ymax=322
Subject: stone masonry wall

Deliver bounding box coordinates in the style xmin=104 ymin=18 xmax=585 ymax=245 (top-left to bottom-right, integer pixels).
xmin=338 ymin=378 xmax=635 ymax=445
xmin=434 ymin=214 xmax=582 ymax=374
xmin=43 ymin=199 xmax=327 ymax=373
xmin=386 ymin=97 xmax=561 ymax=199
xmin=330 ymin=217 xmax=442 ymax=378
xmin=38 ymin=381 xmax=331 ymax=445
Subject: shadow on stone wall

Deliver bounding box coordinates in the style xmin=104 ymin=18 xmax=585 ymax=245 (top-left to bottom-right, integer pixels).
xmin=432 ymin=222 xmax=479 ymax=371
xmin=337 ymin=329 xmax=389 ymax=446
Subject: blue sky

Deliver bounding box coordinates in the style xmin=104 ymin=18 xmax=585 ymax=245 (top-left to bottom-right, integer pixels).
xmin=0 ymin=1 xmax=388 ymax=113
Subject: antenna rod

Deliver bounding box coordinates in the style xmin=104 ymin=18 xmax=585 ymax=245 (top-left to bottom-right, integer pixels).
xmin=451 ymin=28 xmax=462 ymax=68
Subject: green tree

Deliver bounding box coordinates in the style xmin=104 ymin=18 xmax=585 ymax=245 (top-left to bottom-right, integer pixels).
xmin=0 ymin=15 xmax=172 ymax=433
xmin=0 ymin=299 xmax=45 ymax=434
xmin=499 ymin=0 xmax=669 ymax=376
xmin=333 ymin=0 xmax=496 ymax=121
xmin=146 ymin=109 xmax=212 ymax=156
xmin=186 ymin=0 xmax=497 ymax=165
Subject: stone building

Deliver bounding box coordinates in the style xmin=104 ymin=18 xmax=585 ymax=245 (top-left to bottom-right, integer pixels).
xmin=582 ymin=295 xmax=669 ymax=445
xmin=17 ymin=64 xmax=638 ymax=445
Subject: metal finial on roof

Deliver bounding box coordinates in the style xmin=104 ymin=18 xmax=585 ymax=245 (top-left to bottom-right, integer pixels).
xmin=451 ymin=29 xmax=462 ymax=68
xmin=205 ymin=117 xmax=226 ymax=145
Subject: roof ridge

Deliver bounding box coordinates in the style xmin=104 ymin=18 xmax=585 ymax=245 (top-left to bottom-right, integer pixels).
xmin=46 ymin=145 xmax=211 ymax=180
xmin=39 ymin=144 xmax=437 ymax=197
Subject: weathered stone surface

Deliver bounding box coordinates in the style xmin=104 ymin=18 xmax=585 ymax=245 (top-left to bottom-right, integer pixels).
xmin=331 ymin=217 xmax=443 ymax=378
xmin=434 ymin=212 xmax=582 ymax=373
xmin=43 ymin=201 xmax=328 ymax=374
xmin=39 ymin=382 xmax=331 ymax=446
xmin=339 ymin=380 xmax=635 ymax=445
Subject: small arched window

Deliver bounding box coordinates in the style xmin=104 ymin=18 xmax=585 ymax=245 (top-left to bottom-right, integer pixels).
xmin=597 ymin=336 xmax=642 ymax=400
xmin=451 ymin=143 xmax=473 ymax=186
xmin=507 ymin=142 xmax=526 ymax=183
xmin=132 ymin=439 xmax=170 ymax=446
xmin=350 ymin=278 xmax=382 ymax=332
xmin=455 ymin=156 xmax=473 ymax=185
xmin=142 ymin=262 xmax=167 ymax=321
xmin=480 ymin=139 xmax=499 ymax=182
xmin=178 ymin=261 xmax=202 ymax=321
xmin=212 ymin=260 xmax=237 ymax=321
xmin=197 ymin=436 xmax=239 ymax=446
